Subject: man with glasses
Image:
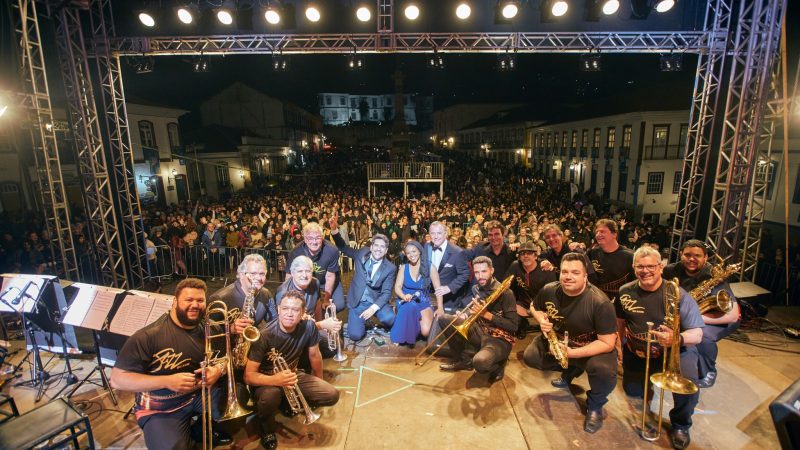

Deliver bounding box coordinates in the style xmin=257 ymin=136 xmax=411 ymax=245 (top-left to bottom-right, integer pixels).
xmin=617 ymin=246 xmax=704 ymax=450
xmin=286 ymin=222 xmax=346 ymax=313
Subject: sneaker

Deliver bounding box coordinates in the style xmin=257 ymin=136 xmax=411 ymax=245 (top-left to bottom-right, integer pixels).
xmin=439 ymin=359 xmax=473 ymax=372
xmin=260 ymin=432 xmax=278 ymax=450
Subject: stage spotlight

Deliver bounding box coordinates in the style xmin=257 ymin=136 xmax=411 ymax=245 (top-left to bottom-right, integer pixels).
xmin=192 ymin=56 xmax=209 ymax=73
xmin=429 ymin=50 xmax=445 ymax=69
xmin=552 ymin=0 xmax=568 ymax=16
xmin=405 ymin=4 xmax=420 ymax=20
xmin=579 ymin=53 xmax=601 ymax=71
xmin=272 ymin=54 xmax=289 ymax=71
xmin=602 ymin=0 xmax=619 ymax=15
xmin=497 ymin=53 xmax=516 ymax=71
xmin=176 ymin=5 xmax=199 ymax=24
xmin=455 ymin=3 xmax=471 ymax=20
xmin=135 ymin=57 xmax=154 ymax=74
xmin=138 ymin=11 xmax=156 ymax=27
xmin=348 ymin=53 xmax=364 ymax=70
xmin=306 ymin=6 xmax=321 ymax=22
xmin=356 ymin=6 xmax=371 ymax=22
xmin=655 ymin=0 xmax=675 ymax=12
xmin=659 ymin=53 xmax=683 ymax=71
xmin=265 ymin=7 xmax=281 ymax=24
xmin=502 ymin=2 xmax=518 ymax=19
xmin=217 ymin=8 xmax=233 ymax=25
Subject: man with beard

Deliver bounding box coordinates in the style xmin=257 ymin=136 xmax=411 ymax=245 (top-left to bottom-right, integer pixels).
xmin=663 ymin=239 xmax=739 ymax=388
xmin=505 ymin=241 xmax=557 ymax=338
xmin=618 ymin=246 xmax=704 ymax=450
xmin=286 ymin=222 xmax=345 ymax=312
xmin=110 ymin=278 xmax=230 ymax=450
xmin=245 ymin=291 xmax=340 ymax=450
xmin=464 ymin=220 xmax=517 ymax=282
xmin=438 ymin=256 xmax=517 ymax=383
xmin=522 ymin=253 xmax=617 ymax=434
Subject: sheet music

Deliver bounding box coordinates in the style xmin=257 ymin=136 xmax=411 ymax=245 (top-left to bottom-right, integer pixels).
xmin=63 ymin=284 xmax=124 ymax=330
xmin=146 ymin=296 xmax=173 ymax=324
xmin=63 ymin=283 xmax=95 ymax=326
xmin=84 ymin=289 xmax=119 ymax=329
xmin=109 ymin=294 xmax=154 ymax=336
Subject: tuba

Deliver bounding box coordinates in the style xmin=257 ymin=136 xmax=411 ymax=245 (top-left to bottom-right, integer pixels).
xmin=201 ymin=301 xmax=252 ymax=450
xmin=639 ymin=278 xmax=698 ymax=442
xmin=689 ymin=255 xmax=740 ymax=315
xmin=267 ymin=348 xmax=320 ymax=425
xmin=324 ymin=304 xmax=347 ymax=362
xmin=232 ymin=278 xmax=261 ymax=368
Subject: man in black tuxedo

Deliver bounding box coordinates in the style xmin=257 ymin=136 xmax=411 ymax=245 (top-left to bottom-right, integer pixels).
xmin=425 ymin=221 xmax=470 ymax=352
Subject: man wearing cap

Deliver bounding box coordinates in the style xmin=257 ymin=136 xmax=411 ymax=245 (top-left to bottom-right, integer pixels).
xmin=505 ymin=241 xmax=558 ymax=338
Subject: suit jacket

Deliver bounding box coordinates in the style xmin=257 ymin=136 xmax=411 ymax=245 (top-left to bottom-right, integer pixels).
xmin=332 ymin=233 xmax=397 ymax=309
xmin=425 ymin=241 xmax=470 ymax=306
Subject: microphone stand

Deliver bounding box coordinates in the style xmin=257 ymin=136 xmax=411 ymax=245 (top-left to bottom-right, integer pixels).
xmin=10 ymin=281 xmax=51 ymax=401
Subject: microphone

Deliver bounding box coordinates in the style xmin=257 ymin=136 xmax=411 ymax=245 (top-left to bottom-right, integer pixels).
xmin=11 ymin=281 xmax=33 ymax=306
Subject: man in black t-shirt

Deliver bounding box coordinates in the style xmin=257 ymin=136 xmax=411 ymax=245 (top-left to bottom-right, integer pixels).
xmin=663 ymin=239 xmax=739 ymax=389
xmin=111 ymin=278 xmax=229 ymax=450
xmin=245 ymin=290 xmax=340 ymax=450
xmin=465 ymin=221 xmax=517 ymax=283
xmin=285 ymin=222 xmax=345 ymax=312
xmin=504 ymin=241 xmax=557 ymax=338
xmin=438 ymin=256 xmax=518 ymax=383
xmin=618 ymin=246 xmax=704 ymax=450
xmin=522 ymin=253 xmax=617 ymax=434
xmin=588 ymin=219 xmax=635 ymax=307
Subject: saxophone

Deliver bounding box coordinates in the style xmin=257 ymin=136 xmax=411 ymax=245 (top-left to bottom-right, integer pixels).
xmin=688 ymin=255 xmax=740 ymax=315
xmin=546 ymin=327 xmax=569 ymax=369
xmin=232 ymin=282 xmax=261 ymax=368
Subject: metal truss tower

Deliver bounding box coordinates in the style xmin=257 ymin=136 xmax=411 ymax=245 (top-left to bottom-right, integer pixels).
xmin=51 ymin=4 xmax=130 ymax=288
xmin=13 ymin=0 xmax=78 ymax=280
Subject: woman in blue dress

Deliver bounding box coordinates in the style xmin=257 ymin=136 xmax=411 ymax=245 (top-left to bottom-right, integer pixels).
xmin=390 ymin=240 xmax=442 ymax=346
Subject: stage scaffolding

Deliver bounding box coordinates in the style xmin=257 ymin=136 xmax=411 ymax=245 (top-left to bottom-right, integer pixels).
xmin=10 ymin=0 xmax=788 ymax=286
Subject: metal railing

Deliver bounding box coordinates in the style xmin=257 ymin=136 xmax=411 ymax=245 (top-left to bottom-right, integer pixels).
xmin=367 ymin=162 xmax=443 ymax=180
xmin=644 ymin=145 xmax=684 ymax=160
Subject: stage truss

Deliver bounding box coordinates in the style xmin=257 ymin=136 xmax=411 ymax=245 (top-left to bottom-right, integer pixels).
xmin=11 ymin=0 xmax=787 ymax=286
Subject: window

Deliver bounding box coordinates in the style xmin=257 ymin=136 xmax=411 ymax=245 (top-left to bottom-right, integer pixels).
xmin=622 ymin=125 xmax=632 ymax=148
xmin=138 ymin=120 xmax=155 ymax=148
xmin=371 ymin=98 xmax=377 ymax=107
xmin=593 ymin=128 xmax=601 ymax=148
xmin=350 ymin=98 xmax=357 ymax=108
xmin=581 ymin=129 xmax=588 ymax=148
xmin=339 ymin=97 xmax=346 ymax=106
xmin=607 ymin=127 xmax=616 ymax=148
xmin=216 ymin=162 xmax=230 ymax=187
xmin=547 ymin=133 xmax=552 ymax=148
xmin=167 ymin=123 xmax=180 ymax=150
xmin=325 ymin=96 xmax=332 ymax=105
xmin=571 ymin=130 xmax=578 ymax=148
xmin=673 ymin=171 xmax=681 ymax=194
xmin=647 ymin=172 xmax=664 ymax=194
xmin=679 ymin=124 xmax=689 ymax=147
xmin=562 ymin=131 xmax=568 ymax=148
xmin=757 ymin=161 xmax=778 ymax=200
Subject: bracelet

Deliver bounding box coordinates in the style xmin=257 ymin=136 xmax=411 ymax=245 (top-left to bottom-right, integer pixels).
xmin=679 ymin=334 xmax=684 ymax=347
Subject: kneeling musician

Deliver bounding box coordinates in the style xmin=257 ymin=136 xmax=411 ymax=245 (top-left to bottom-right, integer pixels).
xmin=522 ymin=253 xmax=618 ymax=434
xmin=244 ymin=290 xmax=340 ymax=450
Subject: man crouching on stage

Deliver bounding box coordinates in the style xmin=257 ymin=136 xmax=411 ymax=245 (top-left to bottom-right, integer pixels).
xmin=438 ymin=256 xmax=518 ymax=383
xmin=110 ymin=278 xmax=231 ymax=450
xmin=244 ymin=290 xmax=340 ymax=450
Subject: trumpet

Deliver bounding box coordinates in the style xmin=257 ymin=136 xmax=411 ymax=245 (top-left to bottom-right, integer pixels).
xmin=201 ymin=301 xmax=252 ymax=450
xmin=639 ymin=279 xmax=698 ymax=442
xmin=267 ymin=348 xmax=320 ymax=425
xmin=324 ymin=304 xmax=347 ymax=362
xmin=414 ymin=275 xmax=514 ymax=366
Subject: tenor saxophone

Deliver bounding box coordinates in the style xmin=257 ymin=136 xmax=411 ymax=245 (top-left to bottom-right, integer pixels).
xmin=232 ymin=283 xmax=260 ymax=368
xmin=689 ymin=255 xmax=740 ymax=315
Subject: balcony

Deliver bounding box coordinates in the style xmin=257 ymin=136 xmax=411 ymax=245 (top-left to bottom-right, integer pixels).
xmin=367 ymin=162 xmax=444 ymax=180
xmin=603 ymin=147 xmax=614 ymax=159
xmin=644 ymin=145 xmax=683 ymax=160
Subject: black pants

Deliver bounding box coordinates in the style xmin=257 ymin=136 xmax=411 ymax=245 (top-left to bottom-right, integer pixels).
xmin=137 ymin=389 xmax=221 ymax=450
xmin=523 ymin=334 xmax=617 ymax=412
xmin=253 ymin=372 xmax=340 ymax=433
xmin=436 ymin=314 xmax=511 ymax=375
xmin=622 ymin=346 xmax=700 ymax=430
xmin=696 ymin=321 xmax=739 ymax=378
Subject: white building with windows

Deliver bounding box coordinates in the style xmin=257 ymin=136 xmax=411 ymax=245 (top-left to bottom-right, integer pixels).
xmin=318 ymin=92 xmax=433 ymax=127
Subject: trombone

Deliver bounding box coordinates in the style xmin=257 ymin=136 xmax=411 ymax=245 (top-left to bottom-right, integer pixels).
xmin=414 ymin=275 xmax=513 ymax=367
xmin=639 ymin=279 xmax=698 ymax=442
xmin=325 ymin=304 xmax=347 ymax=362
xmin=201 ymin=301 xmax=252 ymax=450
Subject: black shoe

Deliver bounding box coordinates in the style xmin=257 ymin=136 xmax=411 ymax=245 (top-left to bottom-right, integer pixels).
xmin=515 ymin=320 xmax=531 ymax=339
xmin=260 ymin=432 xmax=278 ymax=450
xmin=439 ymin=359 xmax=473 ymax=372
xmin=551 ymin=376 xmax=572 ymax=388
xmin=670 ymin=428 xmax=691 ymax=449
xmin=583 ymin=409 xmax=604 ymax=434
xmin=279 ymin=404 xmax=298 ymax=418
xmin=696 ymin=371 xmax=717 ymax=388
xmin=212 ymin=430 xmax=233 ymax=446
xmin=488 ymin=365 xmax=505 ymax=383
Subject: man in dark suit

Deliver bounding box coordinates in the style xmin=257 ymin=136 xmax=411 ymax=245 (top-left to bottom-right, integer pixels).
xmin=330 ymin=225 xmax=397 ymax=341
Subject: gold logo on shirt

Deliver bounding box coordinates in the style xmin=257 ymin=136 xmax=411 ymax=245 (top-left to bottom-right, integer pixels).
xmin=544 ymin=301 xmax=564 ymax=321
xmin=515 ymin=276 xmax=529 ymax=289
xmin=312 ymin=261 xmax=324 ymax=275
xmin=591 ymin=259 xmax=604 ymax=274
xmin=619 ymin=294 xmax=645 ymax=314
xmin=150 ymin=348 xmax=192 ymax=372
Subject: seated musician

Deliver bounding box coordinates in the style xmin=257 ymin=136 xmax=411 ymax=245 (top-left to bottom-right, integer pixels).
xmin=663 ymin=239 xmax=739 ymax=388
xmin=437 ymin=256 xmax=517 ymax=383
xmin=110 ymin=278 xmax=231 ymax=450
xmin=245 ymin=290 xmax=340 ymax=450
xmin=504 ymin=241 xmax=557 ymax=338
xmin=522 ymin=253 xmax=617 ymax=434
xmin=618 ymin=246 xmax=704 ymax=450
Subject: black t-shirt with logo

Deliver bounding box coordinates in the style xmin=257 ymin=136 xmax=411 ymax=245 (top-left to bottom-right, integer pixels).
xmin=505 ymin=261 xmax=558 ymax=308
xmin=588 ymin=246 xmax=635 ymax=304
xmin=286 ymin=241 xmax=341 ymax=288
xmin=248 ymin=319 xmax=320 ymax=374
xmin=533 ymin=282 xmax=617 ymax=345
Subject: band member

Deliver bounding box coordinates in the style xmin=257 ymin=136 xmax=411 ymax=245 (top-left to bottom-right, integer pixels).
xmin=328 ymin=224 xmax=397 ymax=341
xmin=504 ymin=241 xmax=557 ymax=338
xmin=588 ymin=219 xmax=635 ymax=306
xmin=663 ymin=239 xmax=739 ymax=388
xmin=464 ymin=220 xmax=517 ymax=280
xmin=539 ymin=225 xmax=589 ymax=272
xmin=438 ymin=256 xmax=517 ymax=383
xmin=523 ymin=253 xmax=617 ymax=433
xmin=285 ymin=222 xmax=345 ymax=312
xmin=245 ymin=290 xmax=340 ymax=450
xmin=110 ymin=278 xmax=230 ymax=450
xmin=618 ymin=246 xmax=704 ymax=450
xmin=276 ymin=256 xmax=341 ymax=358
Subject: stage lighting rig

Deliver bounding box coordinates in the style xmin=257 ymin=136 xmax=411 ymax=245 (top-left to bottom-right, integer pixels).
xmin=501 ymin=2 xmax=518 ymax=19
xmin=455 ymin=2 xmax=471 ymax=20
xmin=429 ymin=49 xmax=444 ymax=69
xmin=356 ymin=5 xmax=371 ymax=22
xmin=404 ymin=4 xmax=420 ymax=20
xmin=655 ymin=0 xmax=675 ymax=12
xmin=580 ymin=53 xmax=601 ymax=71
xmin=138 ymin=11 xmax=155 ymax=27
xmin=264 ymin=6 xmax=281 ymax=24
xmin=602 ymin=0 xmax=619 ymax=14
xmin=587 ymin=0 xmax=619 ymax=20
xmin=306 ymin=4 xmax=321 ymax=22
xmin=192 ymin=56 xmax=209 ymax=73
xmin=176 ymin=4 xmax=199 ymax=24
xmin=348 ymin=52 xmax=364 ymax=70
xmin=541 ymin=0 xmax=568 ymax=22
xmin=134 ymin=56 xmax=155 ymax=74
xmin=659 ymin=53 xmax=683 ymax=71
xmin=497 ymin=52 xmax=516 ymax=71
xmin=216 ymin=6 xmax=234 ymax=25
xmin=272 ymin=54 xmax=289 ymax=71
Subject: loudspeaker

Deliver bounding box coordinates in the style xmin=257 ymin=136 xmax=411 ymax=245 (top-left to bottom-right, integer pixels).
xmin=770 ymin=377 xmax=800 ymax=450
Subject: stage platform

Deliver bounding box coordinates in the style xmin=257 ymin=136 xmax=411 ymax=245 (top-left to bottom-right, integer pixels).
xmin=2 ymin=307 xmax=799 ymax=450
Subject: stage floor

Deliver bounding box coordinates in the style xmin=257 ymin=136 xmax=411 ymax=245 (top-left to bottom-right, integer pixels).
xmin=2 ymin=308 xmax=799 ymax=449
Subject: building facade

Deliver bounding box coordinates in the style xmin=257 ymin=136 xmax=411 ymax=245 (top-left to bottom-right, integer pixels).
xmin=318 ymin=92 xmax=433 ymax=127
xmin=432 ymin=103 xmax=522 ymax=150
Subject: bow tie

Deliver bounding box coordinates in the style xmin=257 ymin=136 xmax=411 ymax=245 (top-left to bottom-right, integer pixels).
xmin=433 ymin=246 xmax=442 ymax=252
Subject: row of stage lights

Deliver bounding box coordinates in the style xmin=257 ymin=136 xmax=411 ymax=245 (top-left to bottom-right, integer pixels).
xmin=137 ymin=0 xmax=677 ymax=28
